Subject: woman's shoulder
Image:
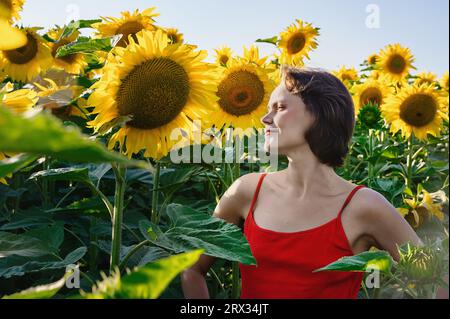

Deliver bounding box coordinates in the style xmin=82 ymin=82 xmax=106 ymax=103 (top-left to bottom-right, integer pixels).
xmin=342 ymin=183 xmax=394 ymax=220
xmin=224 ymin=172 xmax=267 ymax=218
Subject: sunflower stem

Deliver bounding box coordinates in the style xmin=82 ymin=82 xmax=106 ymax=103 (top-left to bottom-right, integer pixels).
xmin=110 ymin=163 xmax=126 ymax=274
xmin=151 ymin=161 xmax=161 ymax=224
xmin=42 ymin=156 xmax=50 ymax=209
xmin=406 ymin=134 xmax=414 ymax=191
xmin=231 ymin=158 xmax=241 ymax=299
xmin=367 ymin=129 xmax=374 ymax=188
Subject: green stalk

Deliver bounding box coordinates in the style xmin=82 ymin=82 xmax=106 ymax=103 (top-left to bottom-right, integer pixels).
xmin=406 ymin=134 xmax=414 ymax=190
xmin=367 ymin=129 xmax=374 ymax=187
xmin=110 ymin=163 xmax=126 ymax=273
xmin=119 ymin=240 xmax=150 ymax=271
xmin=89 ymin=217 xmax=99 ymax=274
xmin=151 ymin=161 xmax=161 ymax=224
xmin=231 ymin=159 xmax=241 ymax=299
xmin=42 ymin=157 xmax=50 ymax=208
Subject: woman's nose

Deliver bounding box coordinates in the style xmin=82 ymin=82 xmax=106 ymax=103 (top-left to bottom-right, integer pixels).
xmin=261 ymin=112 xmax=272 ymax=125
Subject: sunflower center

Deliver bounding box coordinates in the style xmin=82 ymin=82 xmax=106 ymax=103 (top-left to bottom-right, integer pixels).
xmin=220 ymin=55 xmax=229 ymax=65
xmin=167 ymin=33 xmax=179 ymax=44
xmin=369 ymin=56 xmax=377 ymax=65
xmin=400 ymin=94 xmax=437 ymax=127
xmin=117 ymin=57 xmax=190 ymax=130
xmin=360 ymin=87 xmax=383 ymax=107
xmin=116 ymin=21 xmax=144 ymax=47
xmin=217 ymin=70 xmax=265 ymax=116
xmin=0 ymin=0 xmax=12 ymax=11
xmin=388 ymin=54 xmax=407 ymax=74
xmin=287 ymin=33 xmax=306 ymax=54
xmin=341 ymin=73 xmax=354 ymax=82
xmin=4 ymin=33 xmax=38 ymax=65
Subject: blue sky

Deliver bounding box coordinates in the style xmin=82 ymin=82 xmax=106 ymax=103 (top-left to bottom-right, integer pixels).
xmin=19 ymin=0 xmax=449 ymax=77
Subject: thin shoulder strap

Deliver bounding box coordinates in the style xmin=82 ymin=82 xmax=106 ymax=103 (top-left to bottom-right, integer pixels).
xmin=248 ymin=173 xmax=268 ymax=216
xmin=337 ymin=185 xmax=366 ymax=219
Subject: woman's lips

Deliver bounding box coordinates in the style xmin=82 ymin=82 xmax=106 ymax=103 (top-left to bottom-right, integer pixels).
xmin=265 ymin=129 xmax=279 ymax=136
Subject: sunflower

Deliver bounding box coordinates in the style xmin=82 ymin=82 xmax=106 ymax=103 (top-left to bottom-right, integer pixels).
xmin=47 ymin=27 xmax=87 ymax=75
xmin=1 ymin=82 xmax=38 ymax=113
xmin=0 ymin=19 xmax=26 ymax=50
xmin=210 ymin=57 xmax=275 ymax=139
xmin=33 ymin=77 xmax=86 ymax=118
xmin=0 ymin=0 xmax=24 ymax=22
xmin=351 ymin=78 xmax=393 ymax=115
xmin=92 ymin=7 xmax=159 ymax=48
xmin=414 ymin=71 xmax=437 ymax=87
xmin=214 ymin=46 xmax=233 ymax=66
xmin=398 ymin=189 xmax=445 ymax=228
xmin=357 ymin=103 xmax=383 ymax=130
xmin=377 ymin=43 xmax=415 ymax=84
xmin=367 ymin=53 xmax=378 ymax=65
xmin=381 ymin=83 xmax=448 ymax=140
xmin=440 ymin=71 xmax=449 ymax=91
xmin=278 ymin=19 xmax=319 ymax=66
xmin=164 ymin=28 xmax=184 ymax=44
xmin=87 ymin=30 xmax=218 ymax=160
xmin=0 ymin=1 xmax=25 ymax=50
xmin=0 ymin=27 xmax=53 ymax=83
xmin=242 ymin=45 xmax=267 ymax=67
xmin=332 ymin=66 xmax=358 ymax=88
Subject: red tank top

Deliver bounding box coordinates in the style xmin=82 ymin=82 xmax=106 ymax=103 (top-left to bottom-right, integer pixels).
xmin=240 ymin=173 xmax=366 ymax=299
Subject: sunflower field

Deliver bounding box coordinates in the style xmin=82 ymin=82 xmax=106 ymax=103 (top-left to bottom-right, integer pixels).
xmin=0 ymin=2 xmax=449 ymax=300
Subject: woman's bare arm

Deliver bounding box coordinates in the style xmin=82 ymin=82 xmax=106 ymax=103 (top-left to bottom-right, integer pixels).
xmin=358 ymin=188 xmax=422 ymax=261
xmin=181 ymin=173 xmax=258 ymax=299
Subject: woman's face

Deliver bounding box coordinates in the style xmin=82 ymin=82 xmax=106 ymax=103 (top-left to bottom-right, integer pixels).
xmin=261 ymin=84 xmax=314 ymax=155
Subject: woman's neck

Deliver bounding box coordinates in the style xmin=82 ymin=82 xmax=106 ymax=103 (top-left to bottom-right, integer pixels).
xmin=281 ymin=147 xmax=341 ymax=199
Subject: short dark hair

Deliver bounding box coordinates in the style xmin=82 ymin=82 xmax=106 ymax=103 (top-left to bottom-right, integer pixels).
xmin=281 ymin=65 xmax=355 ymax=168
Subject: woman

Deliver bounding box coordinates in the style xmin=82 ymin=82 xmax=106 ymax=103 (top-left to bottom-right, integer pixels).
xmin=181 ymin=66 xmax=421 ymax=299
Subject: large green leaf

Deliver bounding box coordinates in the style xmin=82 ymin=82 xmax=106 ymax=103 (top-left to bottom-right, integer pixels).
xmin=139 ymin=204 xmax=256 ymax=265
xmin=0 ymin=107 xmax=144 ymax=166
xmin=83 ymin=249 xmax=203 ymax=299
xmin=314 ymin=251 xmax=394 ymax=274
xmin=60 ymin=19 xmax=102 ymax=39
xmin=0 ymin=209 xmax=54 ymax=231
xmin=24 ymin=223 xmax=65 ymax=252
xmin=56 ymin=37 xmax=116 ymax=58
xmin=0 ymin=246 xmax=87 ymax=278
xmin=158 ymin=166 xmax=205 ymax=194
xmin=29 ymin=167 xmax=91 ymax=184
xmin=0 ymin=231 xmax=54 ymax=258
xmin=0 ymin=154 xmax=38 ymax=179
xmin=2 ymin=275 xmax=67 ymax=299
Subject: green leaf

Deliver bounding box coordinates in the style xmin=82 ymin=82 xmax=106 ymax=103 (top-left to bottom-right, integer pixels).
xmin=47 ymin=197 xmax=107 ymax=215
xmin=0 ymin=231 xmax=54 ymax=258
xmin=24 ymin=223 xmax=65 ymax=252
xmin=55 ymin=37 xmax=116 ymax=58
xmin=158 ymin=166 xmax=204 ymax=194
xmin=0 ymin=154 xmax=38 ymax=179
xmin=60 ymin=19 xmax=102 ymax=39
xmin=0 ymin=107 xmax=145 ymax=167
xmin=0 ymin=246 xmax=87 ymax=278
xmin=255 ymin=36 xmax=278 ymax=45
xmin=29 ymin=167 xmax=90 ymax=184
xmin=139 ymin=204 xmax=256 ymax=265
xmin=84 ymin=249 xmax=203 ymax=299
xmin=2 ymin=275 xmax=67 ymax=299
xmin=381 ymin=150 xmax=397 ymax=159
xmin=314 ymin=251 xmax=393 ymax=274
xmin=404 ymin=187 xmax=414 ymax=197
